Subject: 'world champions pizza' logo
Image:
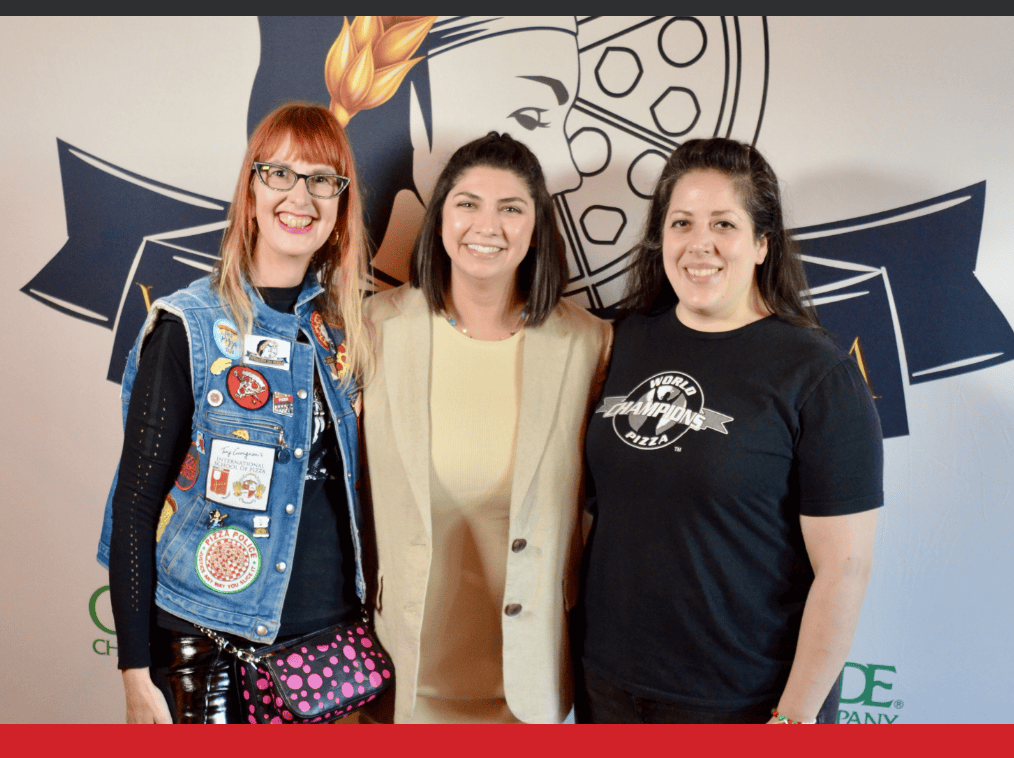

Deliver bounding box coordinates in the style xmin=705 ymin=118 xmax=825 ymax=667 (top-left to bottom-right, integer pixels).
xmin=597 ymin=371 xmax=733 ymax=450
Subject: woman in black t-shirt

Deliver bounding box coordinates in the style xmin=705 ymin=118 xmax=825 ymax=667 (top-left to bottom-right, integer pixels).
xmin=577 ymin=138 xmax=883 ymax=724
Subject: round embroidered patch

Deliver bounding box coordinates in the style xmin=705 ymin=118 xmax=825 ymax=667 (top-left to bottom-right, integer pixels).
xmin=213 ymin=319 xmax=242 ymax=360
xmin=175 ymin=442 xmax=201 ymax=491
xmin=195 ymin=527 xmax=261 ymax=594
xmin=310 ymin=311 xmax=333 ymax=350
xmin=227 ymin=366 xmax=270 ymax=410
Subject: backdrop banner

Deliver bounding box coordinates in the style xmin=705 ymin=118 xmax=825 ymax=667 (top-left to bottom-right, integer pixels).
xmin=2 ymin=16 xmax=1012 ymax=723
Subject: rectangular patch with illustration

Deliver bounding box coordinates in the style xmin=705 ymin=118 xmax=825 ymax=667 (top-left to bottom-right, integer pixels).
xmin=242 ymin=334 xmax=291 ymax=371
xmin=205 ymin=438 xmax=275 ymax=511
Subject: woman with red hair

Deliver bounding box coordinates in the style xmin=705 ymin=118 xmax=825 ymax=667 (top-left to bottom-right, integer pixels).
xmin=96 ymin=103 xmax=374 ymax=723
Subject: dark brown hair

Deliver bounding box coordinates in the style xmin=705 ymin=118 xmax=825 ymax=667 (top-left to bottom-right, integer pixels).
xmin=409 ymin=132 xmax=567 ymax=326
xmin=619 ymin=138 xmax=820 ymax=329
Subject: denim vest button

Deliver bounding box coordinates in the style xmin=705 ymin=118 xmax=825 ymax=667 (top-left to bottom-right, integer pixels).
xmin=297 ymin=389 xmax=308 ymax=399
xmin=276 ymin=562 xmax=286 ymax=572
xmin=256 ymin=625 xmax=268 ymax=636
xmin=285 ymin=504 xmax=295 ymax=514
xmin=294 ymin=448 xmax=304 ymax=458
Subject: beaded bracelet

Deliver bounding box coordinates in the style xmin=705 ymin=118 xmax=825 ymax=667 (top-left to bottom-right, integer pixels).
xmin=771 ymin=708 xmax=814 ymax=724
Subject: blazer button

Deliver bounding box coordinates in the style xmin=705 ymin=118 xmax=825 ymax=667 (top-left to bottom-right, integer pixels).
xmin=504 ymin=604 xmax=522 ymax=617
xmin=511 ymin=538 xmax=527 ymax=553
xmin=255 ymin=625 xmax=268 ymax=637
xmin=297 ymin=389 xmax=308 ymax=399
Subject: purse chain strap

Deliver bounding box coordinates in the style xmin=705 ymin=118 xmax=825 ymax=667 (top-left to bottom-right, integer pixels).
xmin=195 ymin=624 xmax=262 ymax=665
xmin=196 ymin=612 xmax=371 ymax=667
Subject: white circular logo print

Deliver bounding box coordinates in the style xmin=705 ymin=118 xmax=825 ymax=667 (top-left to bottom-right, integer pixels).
xmin=195 ymin=527 xmax=261 ymax=593
xmin=609 ymin=371 xmax=707 ymax=449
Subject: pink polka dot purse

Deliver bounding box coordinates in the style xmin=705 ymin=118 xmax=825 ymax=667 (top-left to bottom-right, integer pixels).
xmin=201 ymin=615 xmax=393 ymax=723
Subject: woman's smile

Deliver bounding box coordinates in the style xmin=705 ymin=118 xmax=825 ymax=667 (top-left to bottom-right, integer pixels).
xmin=277 ymin=212 xmax=314 ymax=232
xmin=467 ymin=243 xmax=505 ymax=256
xmin=684 ymin=265 xmax=721 ymax=281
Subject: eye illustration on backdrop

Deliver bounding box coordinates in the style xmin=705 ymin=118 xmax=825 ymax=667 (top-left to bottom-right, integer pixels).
xmin=21 ymin=15 xmax=1014 ymax=441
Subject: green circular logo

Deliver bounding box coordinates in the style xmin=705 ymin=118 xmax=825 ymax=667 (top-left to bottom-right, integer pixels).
xmin=89 ymin=585 xmax=115 ymax=635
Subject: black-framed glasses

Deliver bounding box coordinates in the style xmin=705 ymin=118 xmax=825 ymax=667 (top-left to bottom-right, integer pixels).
xmin=252 ymin=162 xmax=350 ymax=199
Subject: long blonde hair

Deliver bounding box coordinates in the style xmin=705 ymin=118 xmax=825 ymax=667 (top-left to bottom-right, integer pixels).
xmin=213 ymin=102 xmax=374 ymax=387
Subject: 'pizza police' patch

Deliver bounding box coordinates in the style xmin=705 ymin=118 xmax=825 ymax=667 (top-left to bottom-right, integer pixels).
xmin=195 ymin=527 xmax=261 ymax=594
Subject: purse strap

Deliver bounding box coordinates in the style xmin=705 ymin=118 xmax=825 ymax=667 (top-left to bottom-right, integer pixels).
xmin=195 ymin=624 xmax=262 ymax=665
xmin=195 ymin=610 xmax=373 ymax=666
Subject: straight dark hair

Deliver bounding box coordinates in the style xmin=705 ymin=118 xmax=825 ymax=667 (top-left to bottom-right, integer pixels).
xmin=619 ymin=138 xmax=820 ymax=330
xmin=409 ymin=132 xmax=567 ymax=326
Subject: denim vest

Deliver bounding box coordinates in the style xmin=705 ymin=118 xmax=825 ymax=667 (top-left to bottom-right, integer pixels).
xmin=97 ymin=273 xmax=365 ymax=644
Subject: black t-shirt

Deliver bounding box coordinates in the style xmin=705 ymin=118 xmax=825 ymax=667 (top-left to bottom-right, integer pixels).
xmin=580 ymin=311 xmax=883 ymax=709
xmin=109 ymin=285 xmax=358 ymax=669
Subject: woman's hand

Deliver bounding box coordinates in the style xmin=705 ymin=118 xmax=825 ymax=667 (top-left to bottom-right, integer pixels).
xmin=122 ymin=668 xmax=172 ymax=724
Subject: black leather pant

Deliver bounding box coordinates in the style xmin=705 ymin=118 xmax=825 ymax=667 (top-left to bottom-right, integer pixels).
xmin=150 ymin=628 xmax=244 ymax=724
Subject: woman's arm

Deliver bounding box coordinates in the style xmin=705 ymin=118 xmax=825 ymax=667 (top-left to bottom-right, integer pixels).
xmin=108 ymin=314 xmax=194 ymax=723
xmin=771 ymin=509 xmax=878 ymax=723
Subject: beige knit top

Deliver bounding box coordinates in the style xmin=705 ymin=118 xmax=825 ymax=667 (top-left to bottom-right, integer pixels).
xmin=411 ymin=314 xmax=524 ymax=723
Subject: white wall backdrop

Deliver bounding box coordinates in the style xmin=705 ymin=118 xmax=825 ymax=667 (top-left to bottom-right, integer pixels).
xmin=1 ymin=16 xmax=1011 ymax=723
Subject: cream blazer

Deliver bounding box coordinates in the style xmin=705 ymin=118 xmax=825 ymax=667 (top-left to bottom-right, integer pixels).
xmin=361 ymin=285 xmax=612 ymax=723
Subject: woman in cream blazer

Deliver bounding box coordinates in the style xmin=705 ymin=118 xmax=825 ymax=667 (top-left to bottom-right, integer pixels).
xmin=361 ymin=133 xmax=612 ymax=723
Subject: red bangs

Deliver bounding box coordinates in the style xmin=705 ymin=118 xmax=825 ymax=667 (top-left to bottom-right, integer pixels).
xmin=248 ymin=104 xmax=353 ymax=177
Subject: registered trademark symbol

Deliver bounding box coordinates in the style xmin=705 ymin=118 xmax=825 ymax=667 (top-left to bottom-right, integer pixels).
xmin=893 ymin=700 xmax=904 ymax=709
